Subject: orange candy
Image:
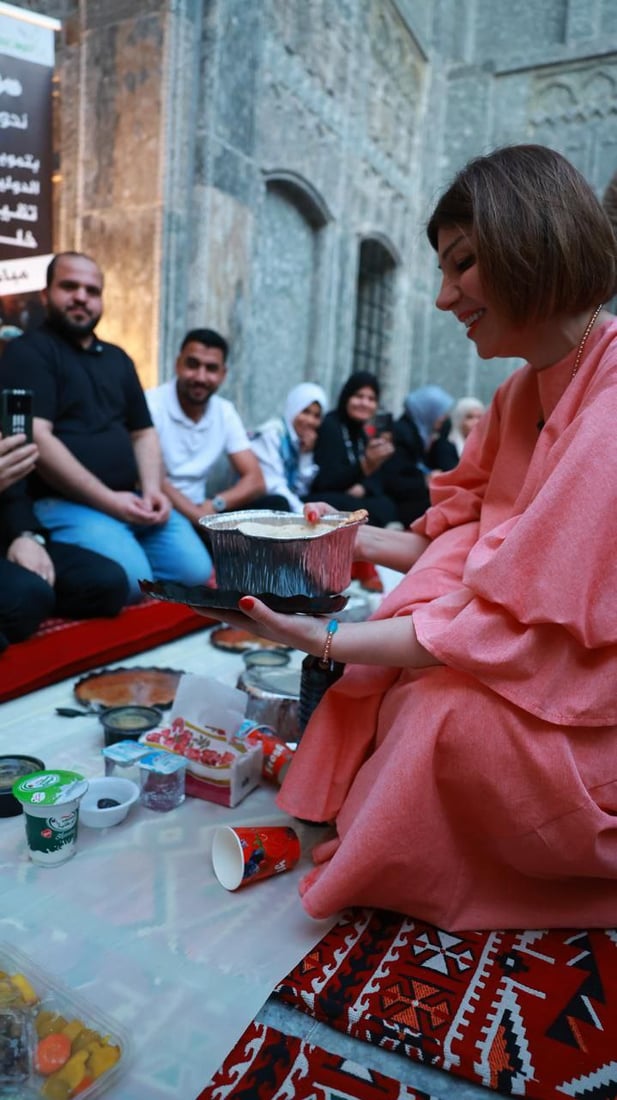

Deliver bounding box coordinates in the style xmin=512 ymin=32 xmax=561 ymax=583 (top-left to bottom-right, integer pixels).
xmin=35 ymin=1032 xmax=72 ymax=1075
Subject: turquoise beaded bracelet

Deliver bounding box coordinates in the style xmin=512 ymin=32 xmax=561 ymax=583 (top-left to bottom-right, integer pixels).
xmin=318 ymin=619 xmax=338 ymax=669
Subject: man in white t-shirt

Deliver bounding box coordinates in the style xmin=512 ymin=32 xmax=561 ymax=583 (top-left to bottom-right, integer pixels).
xmin=146 ymin=328 xmax=289 ymax=526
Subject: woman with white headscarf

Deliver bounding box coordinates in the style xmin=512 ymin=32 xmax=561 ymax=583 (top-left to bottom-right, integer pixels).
xmin=448 ymin=396 xmax=486 ymax=457
xmin=428 ymin=396 xmax=486 ymax=471
xmin=250 ymin=382 xmax=328 ymax=513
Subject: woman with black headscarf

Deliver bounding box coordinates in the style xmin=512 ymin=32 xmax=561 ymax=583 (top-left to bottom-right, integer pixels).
xmin=306 ymin=371 xmax=398 ymax=527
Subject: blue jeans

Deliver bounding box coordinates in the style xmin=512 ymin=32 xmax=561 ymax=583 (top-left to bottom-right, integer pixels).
xmin=34 ymin=498 xmax=213 ymax=603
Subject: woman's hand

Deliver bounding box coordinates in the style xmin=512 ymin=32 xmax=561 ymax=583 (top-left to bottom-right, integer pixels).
xmin=200 ymin=596 xmax=441 ymax=669
xmin=302 ymin=501 xmax=428 ymax=573
xmin=303 ymin=502 xmax=339 ymax=523
xmin=199 ymin=598 xmax=326 ymax=656
xmin=0 ymin=433 xmax=38 ymax=492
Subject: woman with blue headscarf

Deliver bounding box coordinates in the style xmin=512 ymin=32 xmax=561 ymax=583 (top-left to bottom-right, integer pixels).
xmin=395 ymin=384 xmax=454 ymax=473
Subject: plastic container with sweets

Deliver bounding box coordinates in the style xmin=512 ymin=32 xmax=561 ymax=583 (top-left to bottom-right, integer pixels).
xmin=0 ymin=940 xmax=131 ymax=1098
xmin=138 ymin=750 xmax=186 ymax=812
xmin=101 ymin=740 xmax=151 ymax=783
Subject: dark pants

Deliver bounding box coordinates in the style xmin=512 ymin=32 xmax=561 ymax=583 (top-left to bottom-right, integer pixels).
xmin=0 ymin=540 xmax=128 ymax=653
xmin=241 ymin=495 xmax=292 ymax=512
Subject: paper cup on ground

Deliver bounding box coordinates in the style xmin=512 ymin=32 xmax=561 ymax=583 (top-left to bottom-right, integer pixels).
xmin=212 ymin=824 xmax=300 ymax=891
xmin=12 ymin=770 xmax=88 ymax=866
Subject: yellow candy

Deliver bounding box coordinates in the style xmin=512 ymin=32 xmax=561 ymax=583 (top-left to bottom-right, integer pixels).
xmin=85 ymin=1041 xmax=121 ymax=1079
xmin=53 ymin=1049 xmax=89 ymax=1089
xmin=9 ymin=971 xmax=38 ymax=1005
xmin=62 ymin=1019 xmax=84 ymax=1043
xmin=40 ymin=1078 xmax=71 ymax=1100
xmin=71 ymin=1027 xmax=99 ymax=1053
xmin=36 ymin=1011 xmax=68 ymax=1038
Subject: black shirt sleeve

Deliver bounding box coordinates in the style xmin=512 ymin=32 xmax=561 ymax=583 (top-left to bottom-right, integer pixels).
xmin=0 ymin=478 xmax=46 ymax=552
xmin=1 ymin=326 xmax=152 ymax=493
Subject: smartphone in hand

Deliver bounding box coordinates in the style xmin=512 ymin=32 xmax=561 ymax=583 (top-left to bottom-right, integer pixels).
xmin=373 ymin=411 xmax=394 ymax=437
xmin=0 ymin=388 xmax=33 ymax=442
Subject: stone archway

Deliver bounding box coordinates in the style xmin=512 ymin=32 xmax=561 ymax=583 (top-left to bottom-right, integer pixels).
xmin=247 ymin=174 xmax=332 ymax=426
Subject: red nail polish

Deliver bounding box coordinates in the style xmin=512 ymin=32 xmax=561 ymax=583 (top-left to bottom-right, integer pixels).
xmin=240 ymin=596 xmax=255 ymax=611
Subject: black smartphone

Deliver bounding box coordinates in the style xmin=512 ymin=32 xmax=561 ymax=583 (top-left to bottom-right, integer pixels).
xmin=373 ymin=411 xmax=394 ymax=436
xmin=0 ymin=388 xmax=33 ymax=442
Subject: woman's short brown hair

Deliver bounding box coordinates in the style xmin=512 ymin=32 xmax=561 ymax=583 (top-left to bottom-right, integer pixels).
xmin=427 ymin=144 xmax=617 ymax=325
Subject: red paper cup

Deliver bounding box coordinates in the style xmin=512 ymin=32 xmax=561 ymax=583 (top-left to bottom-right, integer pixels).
xmin=212 ymin=824 xmax=301 ymax=891
xmin=245 ymin=727 xmax=295 ymax=782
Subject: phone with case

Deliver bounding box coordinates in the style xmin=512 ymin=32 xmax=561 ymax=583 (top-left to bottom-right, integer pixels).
xmin=373 ymin=411 xmax=394 ymax=437
xmin=0 ymin=388 xmax=33 ymax=442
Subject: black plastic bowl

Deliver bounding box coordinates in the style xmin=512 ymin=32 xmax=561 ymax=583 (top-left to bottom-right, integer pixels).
xmin=98 ymin=705 xmax=162 ymax=747
xmin=0 ymin=755 xmax=45 ymax=817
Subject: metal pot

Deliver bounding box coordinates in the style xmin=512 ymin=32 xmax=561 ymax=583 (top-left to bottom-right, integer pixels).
xmin=236 ymin=666 xmax=302 ymax=744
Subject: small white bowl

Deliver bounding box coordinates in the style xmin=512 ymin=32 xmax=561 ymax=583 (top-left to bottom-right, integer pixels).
xmin=80 ymin=777 xmax=139 ymax=828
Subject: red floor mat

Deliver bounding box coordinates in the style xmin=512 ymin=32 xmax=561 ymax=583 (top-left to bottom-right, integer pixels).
xmin=0 ymin=599 xmax=212 ymax=702
xmin=195 ymin=1020 xmax=438 ymax=1100
xmin=274 ymin=908 xmax=617 ymax=1100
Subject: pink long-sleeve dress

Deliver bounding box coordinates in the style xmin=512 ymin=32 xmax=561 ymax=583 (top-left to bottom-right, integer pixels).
xmin=277 ymin=318 xmax=617 ymax=931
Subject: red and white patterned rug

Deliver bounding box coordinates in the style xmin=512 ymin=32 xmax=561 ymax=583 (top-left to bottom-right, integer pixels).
xmin=196 ymin=1020 xmax=437 ymax=1100
xmin=273 ymin=908 xmax=617 ymax=1100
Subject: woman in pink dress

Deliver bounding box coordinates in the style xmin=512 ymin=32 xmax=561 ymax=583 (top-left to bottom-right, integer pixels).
xmin=208 ymin=145 xmax=617 ymax=931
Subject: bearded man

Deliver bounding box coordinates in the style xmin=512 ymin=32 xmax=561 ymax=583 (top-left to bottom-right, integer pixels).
xmin=146 ymin=327 xmax=288 ymax=525
xmin=0 ymin=252 xmax=213 ymax=601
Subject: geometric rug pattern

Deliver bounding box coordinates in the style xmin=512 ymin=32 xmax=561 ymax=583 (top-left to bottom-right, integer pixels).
xmin=274 ymin=908 xmax=617 ymax=1100
xmin=195 ymin=1020 xmax=439 ymax=1100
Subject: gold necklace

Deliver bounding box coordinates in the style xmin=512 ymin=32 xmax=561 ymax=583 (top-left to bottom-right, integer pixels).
xmin=570 ymin=304 xmax=602 ymax=381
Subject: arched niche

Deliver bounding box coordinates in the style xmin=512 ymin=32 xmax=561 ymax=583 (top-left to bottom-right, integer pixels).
xmin=247 ymin=172 xmax=333 ymax=425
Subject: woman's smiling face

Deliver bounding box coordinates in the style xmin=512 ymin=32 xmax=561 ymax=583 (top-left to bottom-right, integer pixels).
xmin=293 ymin=401 xmax=322 ymax=438
xmin=346 ymin=386 xmax=378 ymax=423
xmin=435 ymin=225 xmax=520 ymax=360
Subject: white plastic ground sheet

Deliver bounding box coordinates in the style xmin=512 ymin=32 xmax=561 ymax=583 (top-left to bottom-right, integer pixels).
xmin=0 ymin=631 xmax=336 ymax=1099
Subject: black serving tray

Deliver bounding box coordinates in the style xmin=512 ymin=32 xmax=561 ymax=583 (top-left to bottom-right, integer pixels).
xmin=139 ymin=579 xmax=348 ymax=616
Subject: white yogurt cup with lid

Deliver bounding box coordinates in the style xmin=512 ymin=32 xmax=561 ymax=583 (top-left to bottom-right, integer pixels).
xmin=12 ymin=770 xmax=88 ymax=866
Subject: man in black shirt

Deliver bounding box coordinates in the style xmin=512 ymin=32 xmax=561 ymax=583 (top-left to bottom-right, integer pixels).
xmin=1 ymin=252 xmax=213 ymax=602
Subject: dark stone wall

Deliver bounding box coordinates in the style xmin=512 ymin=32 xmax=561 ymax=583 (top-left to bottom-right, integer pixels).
xmin=14 ymin=0 xmax=617 ymax=417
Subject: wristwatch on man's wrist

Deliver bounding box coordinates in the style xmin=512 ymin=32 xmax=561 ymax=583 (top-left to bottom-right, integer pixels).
xmin=211 ymin=495 xmax=226 ymax=514
xmin=18 ymin=530 xmax=46 ymax=546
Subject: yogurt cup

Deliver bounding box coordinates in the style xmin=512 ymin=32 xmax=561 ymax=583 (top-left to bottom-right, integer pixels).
xmin=12 ymin=770 xmax=88 ymax=866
